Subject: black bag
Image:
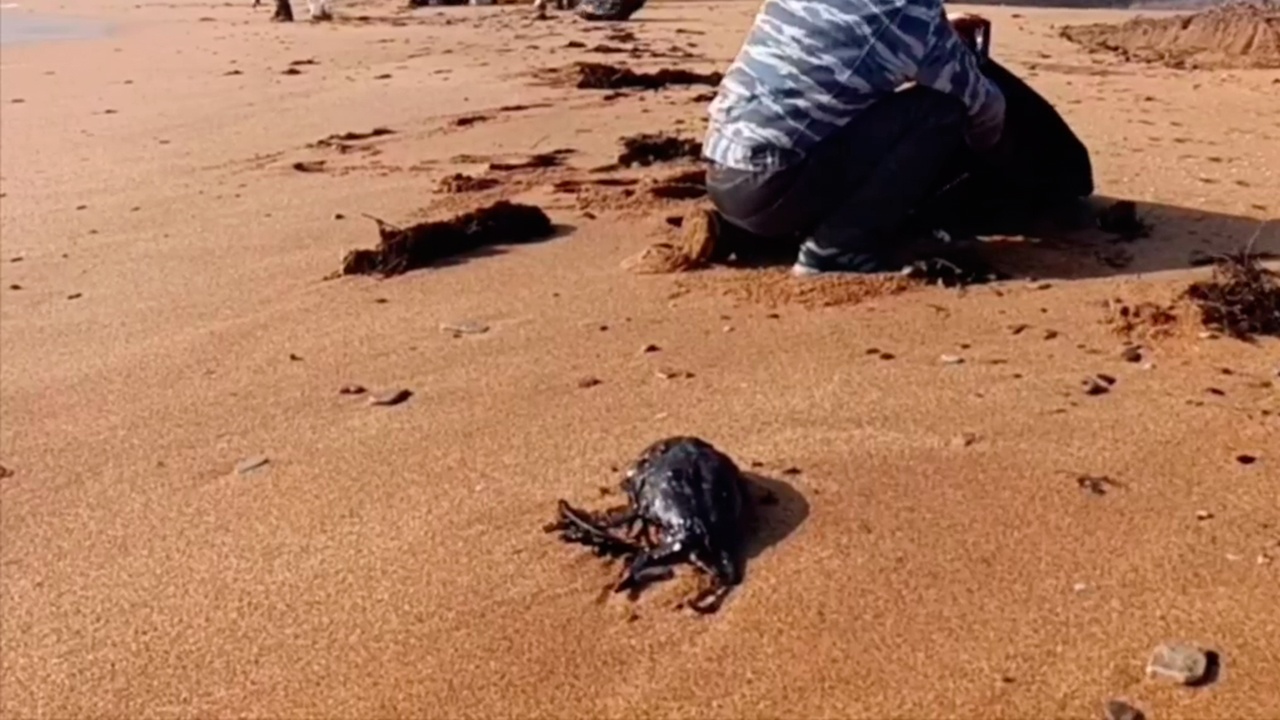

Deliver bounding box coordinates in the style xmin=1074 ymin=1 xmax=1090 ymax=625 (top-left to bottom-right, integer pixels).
xmin=918 ymin=58 xmax=1095 ymax=234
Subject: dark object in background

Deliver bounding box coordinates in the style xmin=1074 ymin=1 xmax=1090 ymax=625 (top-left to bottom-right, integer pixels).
xmin=272 ymin=0 xmax=293 ymax=21
xmin=910 ymin=57 xmax=1096 ymax=236
xmin=576 ymin=0 xmax=647 ymax=20
xmin=342 ymin=201 xmax=555 ymax=277
xmin=545 ymin=436 xmax=748 ymax=614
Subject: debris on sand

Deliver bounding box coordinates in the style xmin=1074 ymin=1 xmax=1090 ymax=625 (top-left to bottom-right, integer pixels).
xmin=312 ymin=127 xmax=395 ymax=149
xmin=1081 ymin=375 xmax=1114 ymax=396
xmin=1183 ymin=249 xmax=1280 ymax=339
xmin=488 ymin=148 xmax=575 ymax=171
xmin=617 ymin=133 xmax=702 ymax=167
xmin=1076 ymin=474 xmax=1122 ymax=496
xmin=1097 ymin=200 xmax=1151 ymax=240
xmin=1061 ymin=1 xmax=1280 ymax=70
xmin=1104 ymin=699 xmax=1146 ymax=720
xmin=342 ymin=201 xmax=555 ymax=277
xmin=368 ymin=388 xmax=413 ymax=406
xmin=452 ymin=114 xmax=490 ymax=128
xmin=235 ymin=456 xmax=270 ymax=475
xmin=1107 ymin=299 xmax=1182 ymax=338
xmin=437 ymin=173 xmax=500 ymax=193
xmin=1147 ymin=643 xmax=1213 ymax=685
xmin=545 ymin=436 xmax=747 ymax=614
xmin=291 ymin=160 xmax=327 ymax=173
xmin=574 ymin=62 xmax=722 ymax=90
xmin=901 ymin=251 xmax=1007 ymax=288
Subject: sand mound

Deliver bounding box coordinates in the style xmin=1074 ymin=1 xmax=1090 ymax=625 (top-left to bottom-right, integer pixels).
xmin=1061 ymin=1 xmax=1280 ymax=70
xmin=681 ymin=271 xmax=916 ymax=309
xmin=621 ymin=208 xmax=718 ymax=274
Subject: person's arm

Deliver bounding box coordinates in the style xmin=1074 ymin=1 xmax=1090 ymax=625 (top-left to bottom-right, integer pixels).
xmin=914 ymin=9 xmax=1006 ymax=151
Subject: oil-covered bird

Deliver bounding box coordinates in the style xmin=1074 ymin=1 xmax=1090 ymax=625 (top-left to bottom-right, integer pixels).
xmin=545 ymin=436 xmax=748 ymax=613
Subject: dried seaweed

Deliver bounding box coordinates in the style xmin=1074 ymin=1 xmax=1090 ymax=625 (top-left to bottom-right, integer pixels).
xmin=575 ymin=62 xmax=722 ymax=90
xmin=342 ymin=201 xmax=555 ymax=277
xmin=617 ymin=133 xmax=702 ymax=167
xmin=1184 ymin=249 xmax=1280 ymax=339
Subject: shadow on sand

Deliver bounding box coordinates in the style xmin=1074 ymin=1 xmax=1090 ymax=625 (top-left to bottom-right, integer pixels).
xmin=718 ymin=197 xmax=1277 ymax=283
xmin=741 ymin=472 xmax=810 ymax=561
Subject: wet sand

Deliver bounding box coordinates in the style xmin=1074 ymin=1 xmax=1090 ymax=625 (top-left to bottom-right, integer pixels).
xmin=1 ymin=0 xmax=1278 ymax=718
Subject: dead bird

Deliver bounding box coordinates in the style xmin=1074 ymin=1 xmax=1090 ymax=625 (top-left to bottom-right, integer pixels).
xmin=545 ymin=436 xmax=747 ymax=614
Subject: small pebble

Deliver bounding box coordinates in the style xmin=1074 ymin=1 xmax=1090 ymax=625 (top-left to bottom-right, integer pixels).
xmin=368 ymin=388 xmax=412 ymax=406
xmin=1104 ymin=699 xmax=1146 ymax=720
xmin=66 ymin=293 xmax=83 ymax=300
xmin=1196 ymin=510 xmax=1214 ymax=520
xmin=339 ymin=384 xmax=366 ymax=395
xmin=939 ymin=354 xmax=965 ymax=365
xmin=333 ymin=213 xmax=346 ymax=220
xmin=577 ymin=376 xmax=602 ymax=388
xmin=950 ymin=432 xmax=979 ymax=448
xmin=1120 ymin=346 xmax=1143 ymax=363
xmin=1043 ymin=329 xmax=1060 ymax=340
xmin=235 ymin=456 xmax=270 ymax=475
xmin=1072 ymin=582 xmax=1088 ymax=593
xmin=640 ymin=344 xmax=661 ymax=354
xmin=1096 ymin=374 xmax=1117 ymax=386
xmin=288 ymin=353 xmax=302 ymax=361
xmin=655 ymin=368 xmax=694 ymax=380
xmin=878 ymin=352 xmax=896 ymax=360
xmin=1146 ymin=643 xmax=1210 ymax=685
xmin=440 ymin=321 xmax=489 ymax=336
xmin=1235 ymin=454 xmax=1257 ymax=465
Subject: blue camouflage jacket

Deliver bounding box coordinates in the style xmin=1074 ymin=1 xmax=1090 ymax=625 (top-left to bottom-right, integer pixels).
xmin=703 ymin=0 xmax=1006 ymax=171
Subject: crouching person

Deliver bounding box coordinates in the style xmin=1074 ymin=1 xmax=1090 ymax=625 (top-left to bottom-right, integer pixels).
xmin=701 ymin=0 xmax=1007 ymax=276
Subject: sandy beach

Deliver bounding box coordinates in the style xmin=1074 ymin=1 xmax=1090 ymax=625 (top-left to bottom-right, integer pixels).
xmin=1 ymin=0 xmax=1278 ymax=717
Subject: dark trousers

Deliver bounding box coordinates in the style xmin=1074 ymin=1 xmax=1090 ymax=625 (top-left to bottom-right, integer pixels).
xmin=706 ymin=86 xmax=968 ymax=257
